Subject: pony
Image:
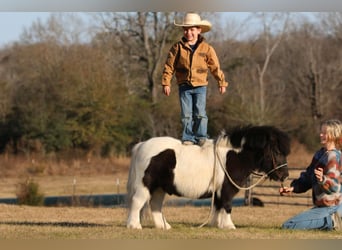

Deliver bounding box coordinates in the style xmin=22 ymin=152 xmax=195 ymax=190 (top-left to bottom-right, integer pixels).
xmin=126 ymin=125 xmax=291 ymax=229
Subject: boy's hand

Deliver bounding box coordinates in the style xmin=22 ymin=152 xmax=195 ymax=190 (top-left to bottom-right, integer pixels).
xmin=163 ymin=85 xmax=171 ymax=96
xmin=219 ymin=86 xmax=226 ymax=94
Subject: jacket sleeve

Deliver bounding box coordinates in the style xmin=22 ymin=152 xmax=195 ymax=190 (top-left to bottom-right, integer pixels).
xmin=206 ymin=45 xmax=228 ymax=87
xmin=290 ymin=166 xmax=314 ymax=194
xmin=162 ymin=43 xmax=179 ymax=86
xmin=290 ymin=152 xmax=319 ymax=193
xmin=318 ymin=150 xmax=341 ymax=194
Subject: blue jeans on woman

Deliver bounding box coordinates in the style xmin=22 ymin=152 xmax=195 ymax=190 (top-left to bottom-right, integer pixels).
xmin=178 ymin=84 xmax=208 ymax=143
xmin=282 ymin=204 xmax=342 ymax=230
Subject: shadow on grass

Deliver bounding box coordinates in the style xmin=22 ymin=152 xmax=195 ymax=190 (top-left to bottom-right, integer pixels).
xmin=167 ymin=222 xmax=283 ymax=231
xmin=0 ymin=221 xmax=111 ymax=228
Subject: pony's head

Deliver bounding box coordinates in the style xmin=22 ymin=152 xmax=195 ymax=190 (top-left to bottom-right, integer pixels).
xmin=229 ymin=125 xmax=290 ymax=182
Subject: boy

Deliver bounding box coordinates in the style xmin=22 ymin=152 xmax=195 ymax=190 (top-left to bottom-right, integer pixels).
xmin=162 ymin=13 xmax=228 ymax=146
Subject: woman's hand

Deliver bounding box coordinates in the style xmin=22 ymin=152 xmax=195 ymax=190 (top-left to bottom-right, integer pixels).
xmin=279 ymin=186 xmax=294 ymax=196
xmin=314 ymin=167 xmax=324 ymax=182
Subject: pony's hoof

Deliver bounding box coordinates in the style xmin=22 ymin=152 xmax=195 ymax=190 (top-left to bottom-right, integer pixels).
xmin=127 ymin=224 xmax=142 ymax=229
xmin=218 ymin=224 xmax=236 ymax=230
xmin=155 ymin=223 xmax=172 ymax=230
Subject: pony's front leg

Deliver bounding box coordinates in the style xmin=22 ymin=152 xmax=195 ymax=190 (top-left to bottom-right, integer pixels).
xmin=150 ymin=189 xmax=171 ymax=229
xmin=210 ymin=207 xmax=236 ymax=229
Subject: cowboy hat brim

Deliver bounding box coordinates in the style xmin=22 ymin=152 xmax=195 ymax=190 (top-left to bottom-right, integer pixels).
xmin=174 ymin=19 xmax=212 ymax=33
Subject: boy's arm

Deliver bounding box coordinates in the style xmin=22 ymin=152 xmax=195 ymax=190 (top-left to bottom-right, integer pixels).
xmin=207 ymin=46 xmax=228 ymax=88
xmin=162 ymin=43 xmax=178 ymax=87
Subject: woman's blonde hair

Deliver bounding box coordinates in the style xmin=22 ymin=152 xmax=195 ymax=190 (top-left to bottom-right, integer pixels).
xmin=321 ymin=119 xmax=342 ymax=148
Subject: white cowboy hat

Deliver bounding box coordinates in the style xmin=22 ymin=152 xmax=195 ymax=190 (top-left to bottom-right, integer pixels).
xmin=174 ymin=13 xmax=212 ymax=33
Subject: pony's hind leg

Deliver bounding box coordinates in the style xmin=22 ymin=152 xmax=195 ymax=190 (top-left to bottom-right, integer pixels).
xmin=150 ymin=189 xmax=171 ymax=229
xmin=126 ymin=187 xmax=150 ymax=229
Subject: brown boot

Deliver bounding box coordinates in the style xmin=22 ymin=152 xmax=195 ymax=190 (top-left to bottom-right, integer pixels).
xmin=332 ymin=212 xmax=342 ymax=231
xmin=182 ymin=141 xmax=194 ymax=145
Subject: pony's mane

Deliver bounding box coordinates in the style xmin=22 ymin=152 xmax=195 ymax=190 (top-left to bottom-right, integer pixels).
xmin=227 ymin=125 xmax=253 ymax=148
xmin=226 ymin=125 xmax=291 ymax=155
xmin=214 ymin=130 xmax=232 ymax=148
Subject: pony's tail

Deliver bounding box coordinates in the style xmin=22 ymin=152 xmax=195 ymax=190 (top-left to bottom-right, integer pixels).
xmin=126 ymin=141 xmax=143 ymax=209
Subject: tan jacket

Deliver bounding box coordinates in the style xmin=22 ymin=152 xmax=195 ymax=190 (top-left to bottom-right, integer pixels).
xmin=162 ymin=36 xmax=228 ymax=87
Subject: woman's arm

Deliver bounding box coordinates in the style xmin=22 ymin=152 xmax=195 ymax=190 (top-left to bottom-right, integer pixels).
xmin=317 ymin=150 xmax=341 ymax=194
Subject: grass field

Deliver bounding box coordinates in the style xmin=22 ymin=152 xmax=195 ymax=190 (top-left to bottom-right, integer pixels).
xmin=0 ymin=203 xmax=341 ymax=239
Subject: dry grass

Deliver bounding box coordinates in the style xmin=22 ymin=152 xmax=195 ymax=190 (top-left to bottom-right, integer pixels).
xmin=0 ymin=204 xmax=341 ymax=239
xmin=0 ymin=175 xmax=128 ymax=198
xmin=0 ymin=154 xmax=130 ymax=197
xmin=0 ymin=153 xmax=130 ymax=177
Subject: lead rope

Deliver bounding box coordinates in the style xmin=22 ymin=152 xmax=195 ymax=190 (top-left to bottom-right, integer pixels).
xmin=198 ymin=137 xmax=221 ymax=228
xmin=198 ymin=138 xmax=288 ymax=228
xmin=218 ymin=151 xmax=288 ymax=191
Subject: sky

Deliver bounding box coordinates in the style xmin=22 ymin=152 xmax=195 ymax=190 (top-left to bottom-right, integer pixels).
xmin=0 ymin=12 xmax=254 ymax=48
xmin=0 ymin=11 xmax=323 ymax=48
xmin=0 ymin=12 xmax=51 ymax=47
xmin=0 ymin=0 xmax=340 ymax=47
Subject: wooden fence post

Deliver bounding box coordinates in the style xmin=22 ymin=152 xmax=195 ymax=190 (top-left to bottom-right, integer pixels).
xmin=244 ymin=175 xmax=252 ymax=206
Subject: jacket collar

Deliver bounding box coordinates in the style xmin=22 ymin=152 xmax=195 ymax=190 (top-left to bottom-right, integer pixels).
xmin=180 ymin=35 xmax=205 ymax=47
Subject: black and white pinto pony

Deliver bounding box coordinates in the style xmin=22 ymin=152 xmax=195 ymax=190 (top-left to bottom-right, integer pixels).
xmin=126 ymin=125 xmax=290 ymax=229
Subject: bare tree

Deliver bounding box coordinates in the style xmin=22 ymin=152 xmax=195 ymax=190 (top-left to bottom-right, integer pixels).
xmin=218 ymin=13 xmax=290 ymax=126
xmin=95 ymin=12 xmax=179 ymax=103
xmin=0 ymin=53 xmax=13 ymax=122
xmin=20 ymin=13 xmax=90 ymax=45
xmin=254 ymin=13 xmax=290 ymax=123
xmin=280 ymin=18 xmax=342 ymax=123
xmin=320 ymin=12 xmax=342 ymax=43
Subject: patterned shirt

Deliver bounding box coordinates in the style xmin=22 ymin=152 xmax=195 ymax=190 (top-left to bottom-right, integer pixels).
xmin=291 ymin=147 xmax=342 ymax=207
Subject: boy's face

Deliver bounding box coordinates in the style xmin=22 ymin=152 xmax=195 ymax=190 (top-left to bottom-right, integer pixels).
xmin=183 ymin=26 xmax=201 ymax=44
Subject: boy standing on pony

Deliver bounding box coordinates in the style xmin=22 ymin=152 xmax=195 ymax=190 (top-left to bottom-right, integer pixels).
xmin=162 ymin=13 xmax=228 ymax=146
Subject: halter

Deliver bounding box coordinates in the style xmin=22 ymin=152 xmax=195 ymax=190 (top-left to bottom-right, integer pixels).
xmin=252 ymin=148 xmax=288 ymax=179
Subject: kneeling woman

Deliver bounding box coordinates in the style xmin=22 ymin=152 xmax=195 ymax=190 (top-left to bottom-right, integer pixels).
xmin=280 ymin=119 xmax=342 ymax=230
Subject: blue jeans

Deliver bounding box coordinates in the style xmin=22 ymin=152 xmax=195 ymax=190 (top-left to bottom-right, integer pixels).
xmin=178 ymin=84 xmax=208 ymax=143
xmin=282 ymin=204 xmax=342 ymax=230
